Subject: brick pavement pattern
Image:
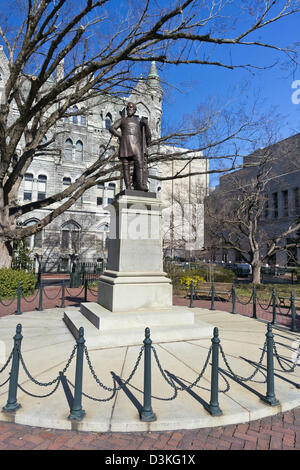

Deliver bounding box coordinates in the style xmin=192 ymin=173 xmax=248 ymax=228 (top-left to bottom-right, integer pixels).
xmin=0 ymin=408 xmax=300 ymax=450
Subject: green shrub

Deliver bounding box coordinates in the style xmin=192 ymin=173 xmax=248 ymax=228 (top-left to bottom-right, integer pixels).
xmin=213 ymin=268 xmax=235 ymax=283
xmin=0 ymin=268 xmax=37 ymax=299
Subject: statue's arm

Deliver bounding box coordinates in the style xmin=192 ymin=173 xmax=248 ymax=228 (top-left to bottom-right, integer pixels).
xmin=109 ymin=119 xmax=122 ymax=139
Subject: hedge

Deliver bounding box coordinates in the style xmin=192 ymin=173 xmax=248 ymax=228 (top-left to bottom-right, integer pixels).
xmin=0 ymin=268 xmax=37 ymax=299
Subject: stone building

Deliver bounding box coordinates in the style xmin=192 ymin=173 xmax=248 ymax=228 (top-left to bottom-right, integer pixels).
xmin=0 ymin=47 xmax=208 ymax=271
xmin=204 ymin=133 xmax=300 ymax=266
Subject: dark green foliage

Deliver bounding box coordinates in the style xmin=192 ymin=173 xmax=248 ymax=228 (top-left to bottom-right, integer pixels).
xmin=0 ymin=268 xmax=36 ymax=299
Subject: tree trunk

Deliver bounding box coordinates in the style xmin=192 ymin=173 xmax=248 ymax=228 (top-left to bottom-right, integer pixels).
xmin=0 ymin=239 xmax=13 ymax=268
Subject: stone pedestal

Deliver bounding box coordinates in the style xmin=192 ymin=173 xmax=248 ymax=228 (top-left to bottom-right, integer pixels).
xmin=98 ymin=190 xmax=173 ymax=312
xmin=64 ymin=190 xmax=214 ymax=347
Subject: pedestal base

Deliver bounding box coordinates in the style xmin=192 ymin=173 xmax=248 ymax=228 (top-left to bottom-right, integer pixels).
xmin=63 ymin=303 xmax=214 ymax=348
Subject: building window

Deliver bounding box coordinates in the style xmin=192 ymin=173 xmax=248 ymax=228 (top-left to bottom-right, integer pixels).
xmin=272 ymin=192 xmax=278 ymax=219
xmin=75 ymin=140 xmax=83 ymax=161
xmin=80 ymin=114 xmax=86 ymax=126
xmin=105 ymin=113 xmax=112 ymax=130
xmin=97 ymin=197 xmax=103 ymax=206
xmin=63 ymin=177 xmax=72 ymax=186
xmin=61 ymin=222 xmax=80 ymax=252
xmin=24 ymin=173 xmax=33 ymax=201
xmin=264 ymin=194 xmax=269 ymax=219
xmin=65 ymin=138 xmax=73 ymax=160
xmin=294 ymin=187 xmax=300 ymax=215
xmin=24 ymin=219 xmax=43 ymax=249
xmin=37 ymin=175 xmax=47 ymax=201
xmin=282 ymin=190 xmax=289 ymax=217
xmin=72 ymin=106 xmax=78 ymax=124
xmin=106 ymin=182 xmax=116 ymax=202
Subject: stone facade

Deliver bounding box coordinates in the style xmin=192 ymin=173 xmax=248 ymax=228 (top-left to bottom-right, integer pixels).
xmin=205 ymin=133 xmax=300 ymax=266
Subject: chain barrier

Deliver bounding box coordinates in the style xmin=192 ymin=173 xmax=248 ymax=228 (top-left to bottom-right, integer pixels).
xmin=219 ymin=342 xmax=267 ymax=383
xmin=84 ymin=345 xmax=144 ymax=394
xmin=65 ymin=285 xmax=85 ymax=297
xmin=235 ymin=292 xmax=253 ymax=306
xmin=17 ymin=379 xmax=61 ymax=399
xmin=256 ymin=295 xmax=272 ymax=311
xmin=273 ymin=342 xmax=300 ymax=373
xmin=0 ymin=292 xmax=18 ymax=307
xmin=276 ymin=299 xmax=291 ymax=316
xmin=66 ymin=377 xmax=118 ymax=402
xmin=21 ymin=289 xmax=40 ymax=304
xmin=87 ymin=285 xmax=98 ymax=296
xmin=42 ymin=286 xmax=62 ymax=301
xmin=17 ymin=344 xmax=77 ymax=388
xmin=151 ymin=345 xmax=213 ymax=394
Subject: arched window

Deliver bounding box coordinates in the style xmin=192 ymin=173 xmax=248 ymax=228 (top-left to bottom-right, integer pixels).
xmin=105 ymin=113 xmax=112 ymax=130
xmin=72 ymin=106 xmax=78 ymax=124
xmin=65 ymin=138 xmax=73 ymax=160
xmin=61 ymin=222 xmax=81 ymax=252
xmin=107 ymin=182 xmax=116 ymax=204
xmin=75 ymin=140 xmax=83 ymax=161
xmin=63 ymin=176 xmax=71 ymax=186
xmin=37 ymin=175 xmax=47 ymax=200
xmin=24 ymin=173 xmax=33 ymax=201
xmin=24 ymin=219 xmax=43 ymax=249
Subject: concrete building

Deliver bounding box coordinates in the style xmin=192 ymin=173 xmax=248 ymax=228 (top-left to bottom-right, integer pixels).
xmin=204 ymin=133 xmax=300 ymax=266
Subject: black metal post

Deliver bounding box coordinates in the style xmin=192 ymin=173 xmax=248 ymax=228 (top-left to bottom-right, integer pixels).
xmin=231 ymin=284 xmax=236 ymax=314
xmin=291 ymin=292 xmax=297 ymax=332
xmin=189 ymin=281 xmax=194 ymax=308
xmin=97 ymin=281 xmax=101 ymax=305
xmin=261 ymin=323 xmax=279 ymax=406
xmin=210 ymin=281 xmax=215 ymax=311
xmin=140 ymin=327 xmax=156 ymax=422
xmin=84 ymin=279 xmax=88 ymax=302
xmin=61 ymin=280 xmax=65 ymax=309
xmin=272 ymin=288 xmax=277 ymax=325
xmin=208 ymin=327 xmax=222 ymax=416
xmin=69 ymin=327 xmax=86 ymax=421
xmin=38 ymin=281 xmax=43 ymax=311
xmin=15 ymin=283 xmax=22 ymax=315
xmin=2 ymin=324 xmax=23 ymax=412
xmin=253 ymin=285 xmax=257 ymax=319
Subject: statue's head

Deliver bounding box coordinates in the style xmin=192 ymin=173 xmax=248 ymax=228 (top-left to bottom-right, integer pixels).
xmin=126 ymin=102 xmax=137 ymax=116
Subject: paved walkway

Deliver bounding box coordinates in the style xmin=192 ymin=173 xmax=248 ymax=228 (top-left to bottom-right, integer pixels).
xmin=0 ymin=292 xmax=300 ymax=450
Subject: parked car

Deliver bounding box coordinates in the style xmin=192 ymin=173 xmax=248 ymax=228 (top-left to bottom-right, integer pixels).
xmin=235 ymin=263 xmax=252 ymax=277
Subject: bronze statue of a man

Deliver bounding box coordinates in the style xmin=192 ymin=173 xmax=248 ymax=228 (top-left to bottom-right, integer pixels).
xmin=109 ymin=102 xmax=151 ymax=192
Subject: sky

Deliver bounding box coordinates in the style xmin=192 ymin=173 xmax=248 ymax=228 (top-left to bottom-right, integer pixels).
xmin=0 ymin=0 xmax=300 ymax=188
xmin=155 ymin=7 xmax=300 ymax=187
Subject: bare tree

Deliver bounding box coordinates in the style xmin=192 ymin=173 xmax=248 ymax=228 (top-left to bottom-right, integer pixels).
xmin=205 ymin=139 xmax=300 ymax=283
xmin=0 ymin=0 xmax=300 ymax=267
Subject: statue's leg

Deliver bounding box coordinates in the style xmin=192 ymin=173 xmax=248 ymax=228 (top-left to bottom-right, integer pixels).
xmin=133 ymin=157 xmax=146 ymax=191
xmin=122 ymin=159 xmax=131 ymax=189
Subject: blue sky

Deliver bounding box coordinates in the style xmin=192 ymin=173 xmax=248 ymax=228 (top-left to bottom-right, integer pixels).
xmin=1 ymin=0 xmax=299 ymax=187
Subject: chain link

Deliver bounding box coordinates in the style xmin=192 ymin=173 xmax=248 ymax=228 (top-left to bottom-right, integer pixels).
xmin=273 ymin=342 xmax=300 ymax=373
xmin=17 ymin=379 xmax=61 ymax=398
xmin=84 ymin=345 xmax=144 ymax=392
xmin=220 ymin=342 xmax=267 ymax=383
xmin=21 ymin=289 xmax=40 ymax=303
xmin=67 ymin=377 xmax=118 ymax=402
xmin=151 ymin=345 xmax=212 ymax=393
xmin=17 ymin=345 xmax=77 ymax=387
xmin=42 ymin=286 xmax=62 ymax=301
